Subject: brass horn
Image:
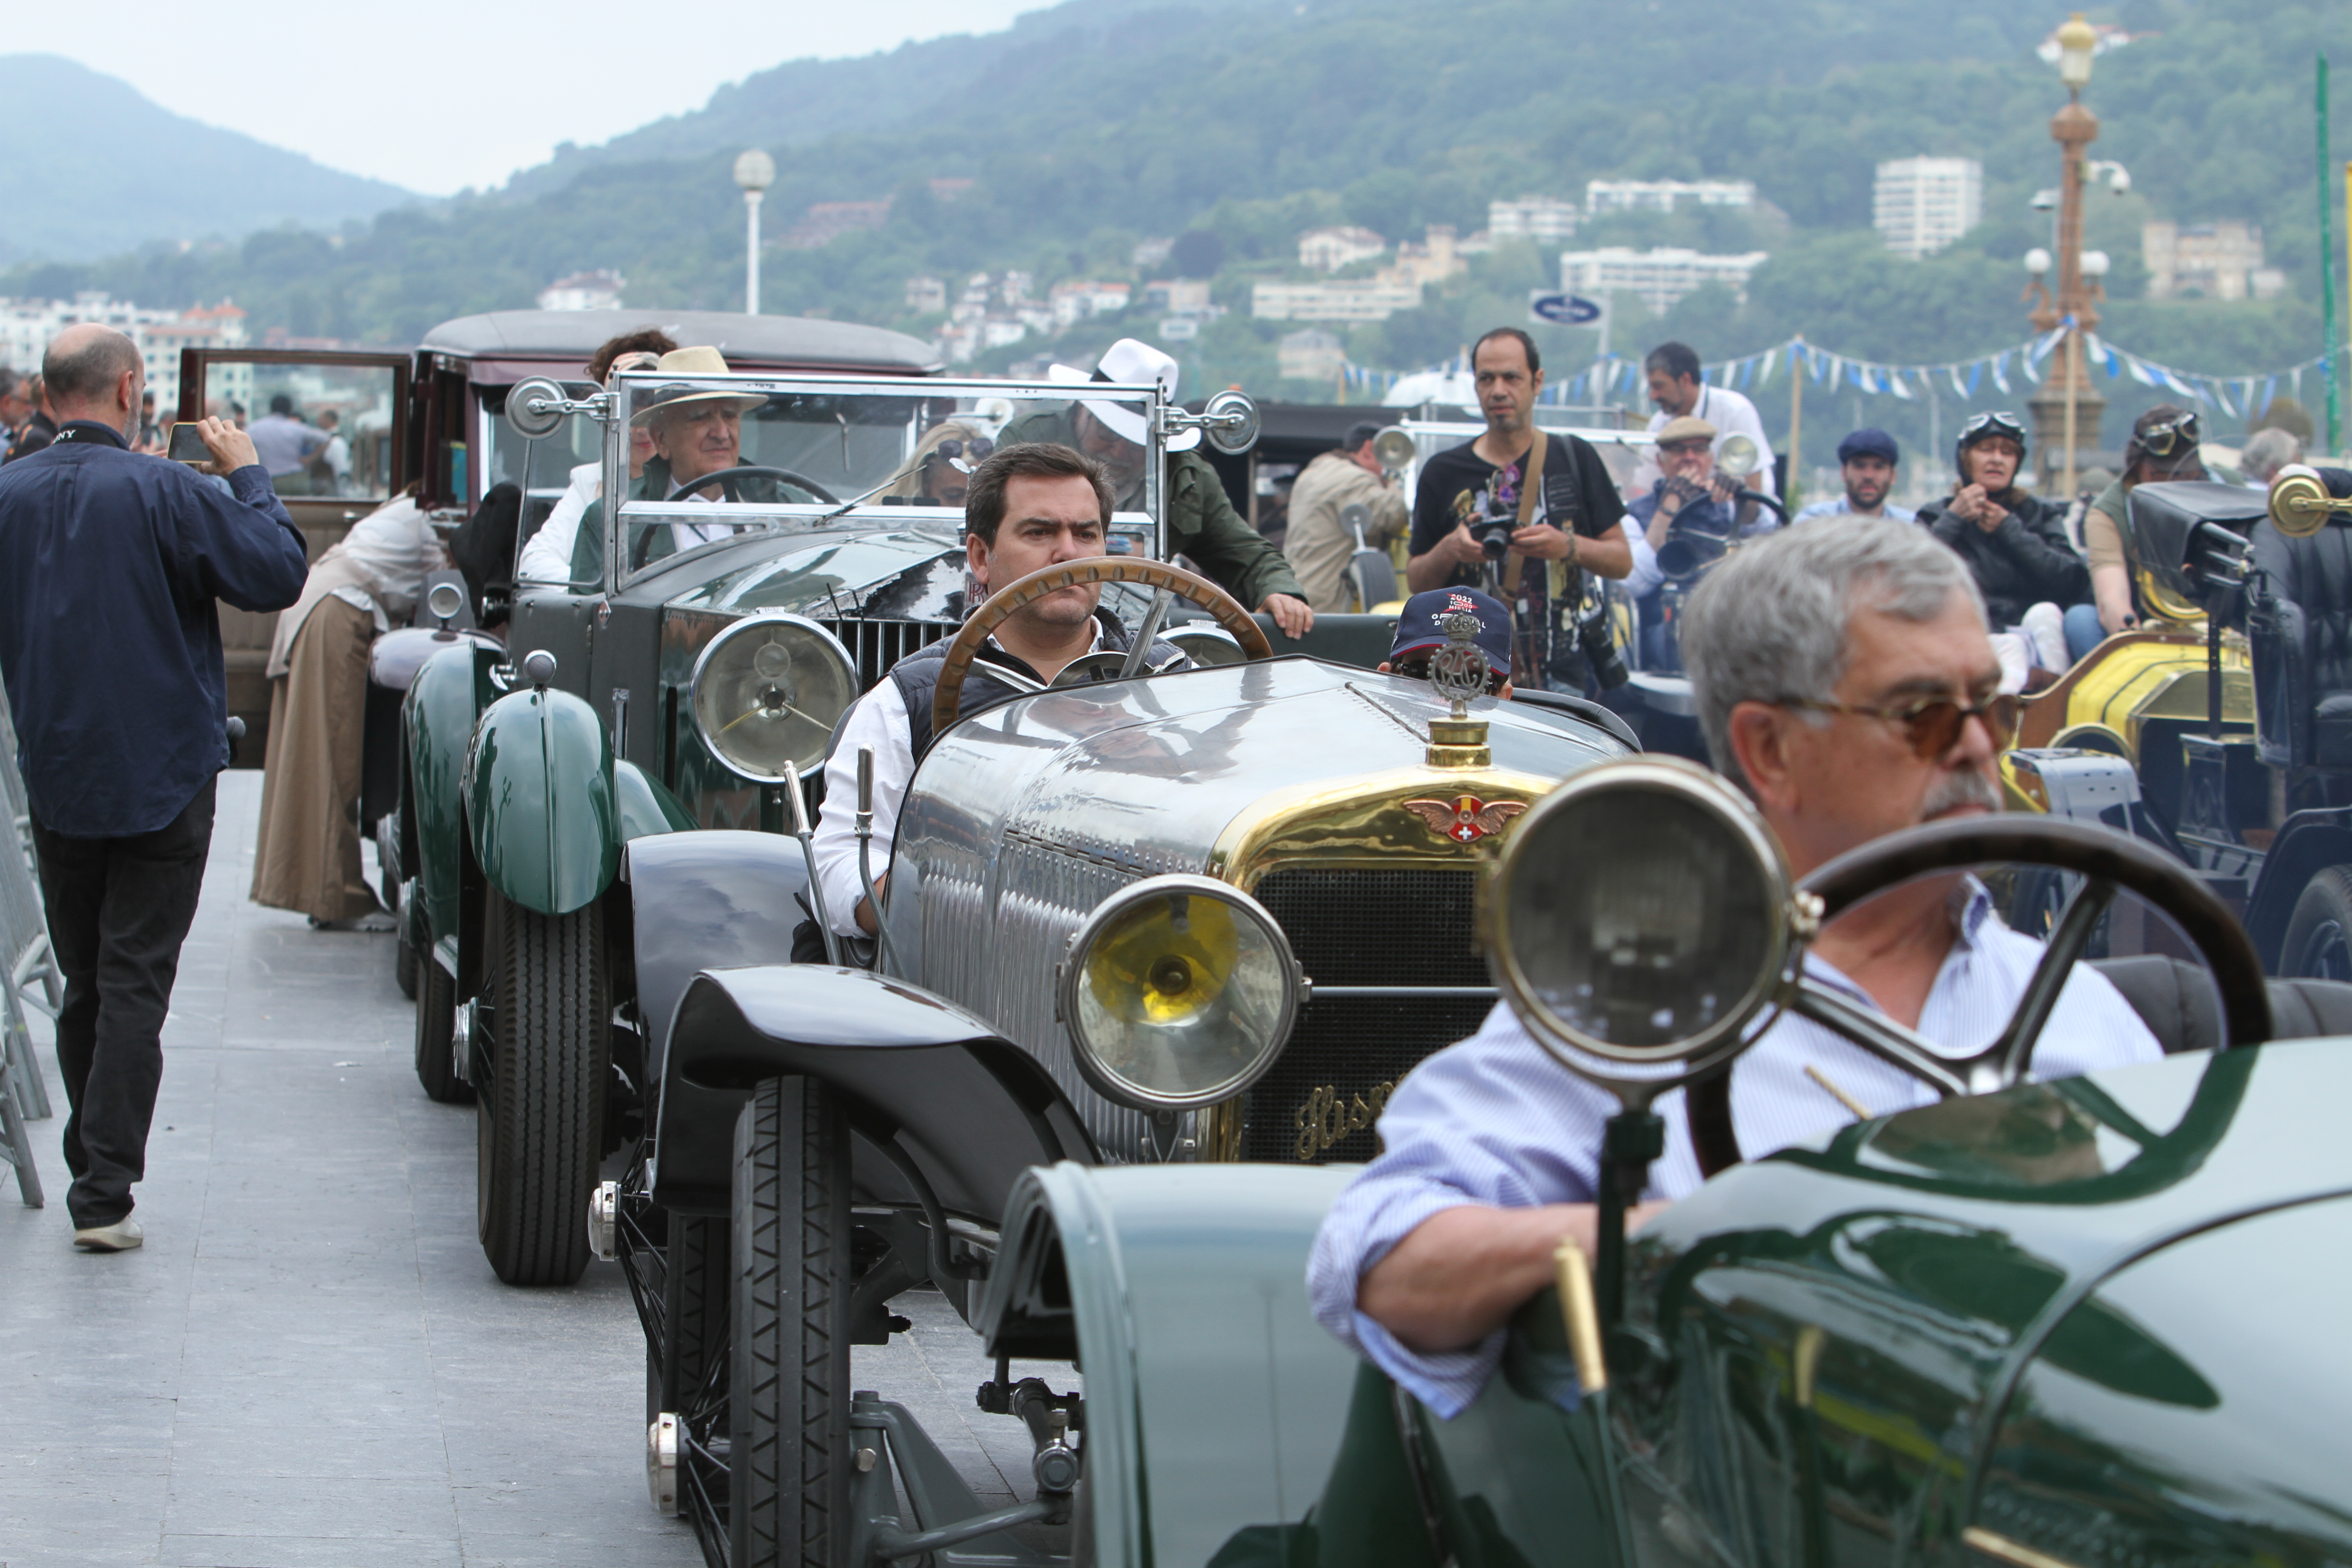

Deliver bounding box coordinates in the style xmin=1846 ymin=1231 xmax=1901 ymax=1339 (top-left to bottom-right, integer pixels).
xmin=1372 ymin=425 xmax=1418 ymax=473
xmin=2268 ymin=463 xmax=2352 ymax=539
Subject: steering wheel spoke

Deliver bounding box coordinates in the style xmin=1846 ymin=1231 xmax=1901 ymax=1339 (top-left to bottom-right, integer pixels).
xmin=1788 ymin=979 xmax=1970 ymax=1099
xmin=1987 ymin=876 xmax=2117 ymax=1088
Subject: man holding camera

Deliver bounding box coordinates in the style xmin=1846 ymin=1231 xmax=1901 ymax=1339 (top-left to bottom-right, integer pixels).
xmin=1405 ymin=329 xmax=1631 ymax=692
xmin=1621 ymin=415 xmax=1753 ymax=668
xmin=1286 ymin=422 xmax=1410 ymax=613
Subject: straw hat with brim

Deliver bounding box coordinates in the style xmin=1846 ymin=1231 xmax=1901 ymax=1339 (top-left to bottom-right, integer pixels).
xmin=627 ymin=345 xmax=767 ymax=426
xmin=1047 ymin=337 xmax=1197 ymax=452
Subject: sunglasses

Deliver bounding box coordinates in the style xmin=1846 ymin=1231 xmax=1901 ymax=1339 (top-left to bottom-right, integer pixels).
xmin=2135 ymin=412 xmax=2200 ymax=458
xmin=1783 ymin=692 xmax=2020 ymax=757
xmin=1959 ymin=411 xmax=2028 ymax=447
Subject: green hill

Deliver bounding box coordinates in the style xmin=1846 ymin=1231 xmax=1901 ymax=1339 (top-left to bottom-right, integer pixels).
xmin=8 ymin=0 xmax=2349 ymax=460
xmin=0 ymin=54 xmax=414 ymax=265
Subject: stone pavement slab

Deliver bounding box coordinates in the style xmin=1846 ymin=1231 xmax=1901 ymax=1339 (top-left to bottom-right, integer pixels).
xmin=0 ymin=769 xmax=1070 ymax=1567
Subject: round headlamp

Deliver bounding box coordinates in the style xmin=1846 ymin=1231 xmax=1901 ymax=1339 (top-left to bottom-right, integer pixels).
xmin=1058 ymin=874 xmax=1301 ymax=1110
xmin=1489 ymin=759 xmax=1794 ymax=1087
xmin=688 ymin=614 xmax=858 ymax=783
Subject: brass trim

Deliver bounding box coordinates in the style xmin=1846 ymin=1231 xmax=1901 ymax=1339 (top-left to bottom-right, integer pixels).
xmin=1207 ymin=764 xmax=1554 ymax=890
xmin=1554 ymin=1240 xmax=1607 ymax=1393
xmin=1201 ymin=1098 xmax=1244 ymax=1162
xmin=1426 ymin=715 xmax=1492 ymax=769
xmin=1963 ymin=1527 xmax=2083 ymax=1568
xmin=1792 ymin=1323 xmax=1827 ymax=1408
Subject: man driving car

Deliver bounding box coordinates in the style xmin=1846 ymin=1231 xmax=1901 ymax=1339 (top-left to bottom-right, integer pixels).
xmin=563 ymin=345 xmax=774 ymax=581
xmin=1307 ymin=515 xmax=2159 ymax=1417
xmin=997 ymin=338 xmax=1314 ymax=640
xmin=811 ymin=442 xmax=1189 ymax=939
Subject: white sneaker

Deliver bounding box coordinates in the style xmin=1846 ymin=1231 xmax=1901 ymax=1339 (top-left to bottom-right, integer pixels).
xmin=2020 ymin=602 xmax=2069 ymax=674
xmin=73 ymin=1217 xmax=143 ymax=1252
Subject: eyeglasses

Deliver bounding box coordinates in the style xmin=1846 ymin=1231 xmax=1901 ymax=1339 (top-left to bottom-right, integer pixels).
xmin=1781 ymin=692 xmax=2020 ymax=758
xmin=1959 ymin=411 xmax=2029 ymax=448
xmin=2134 ymin=411 xmax=2200 ymax=458
xmin=1656 ymin=439 xmax=1710 ymax=456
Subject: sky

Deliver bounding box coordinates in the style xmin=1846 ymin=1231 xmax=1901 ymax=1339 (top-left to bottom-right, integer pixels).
xmin=6 ymin=0 xmax=1044 ymax=196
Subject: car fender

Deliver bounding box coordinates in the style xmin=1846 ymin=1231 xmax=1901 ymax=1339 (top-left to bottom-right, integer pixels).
xmin=402 ymin=641 xmax=506 ymax=947
xmin=978 ymin=1161 xmax=1376 ymax=1568
xmin=462 ymin=685 xmax=618 ymax=917
xmin=652 ymin=966 xmax=1096 ymax=1218
xmin=622 ymin=829 xmax=806 ymax=1091
xmin=2244 ymin=807 xmax=2352 ymax=969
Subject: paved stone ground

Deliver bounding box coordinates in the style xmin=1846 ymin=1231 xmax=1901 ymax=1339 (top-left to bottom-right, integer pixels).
xmin=0 ymin=771 xmax=1070 ymax=1567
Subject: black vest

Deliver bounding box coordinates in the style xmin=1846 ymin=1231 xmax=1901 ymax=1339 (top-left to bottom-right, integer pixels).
xmin=887 ymin=607 xmax=1190 ymax=759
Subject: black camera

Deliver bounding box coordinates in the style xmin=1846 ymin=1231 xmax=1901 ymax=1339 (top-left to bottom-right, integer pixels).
xmin=1470 ymin=516 xmax=1516 ymax=561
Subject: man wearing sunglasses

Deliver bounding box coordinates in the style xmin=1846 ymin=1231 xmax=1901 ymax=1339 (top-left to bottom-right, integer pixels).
xmin=1916 ymin=412 xmax=2089 ymax=687
xmin=1307 ymin=515 xmax=2157 ymax=1417
xmin=2075 ymin=404 xmax=2210 ymax=649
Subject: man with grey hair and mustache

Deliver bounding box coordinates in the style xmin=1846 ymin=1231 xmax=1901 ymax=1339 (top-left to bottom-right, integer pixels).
xmin=1305 ymin=514 xmax=2160 ymax=1417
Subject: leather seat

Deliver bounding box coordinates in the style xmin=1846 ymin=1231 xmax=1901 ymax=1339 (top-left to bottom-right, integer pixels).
xmin=2091 ymin=955 xmax=2352 ymax=1054
xmin=2249 ymin=467 xmax=2352 ymax=767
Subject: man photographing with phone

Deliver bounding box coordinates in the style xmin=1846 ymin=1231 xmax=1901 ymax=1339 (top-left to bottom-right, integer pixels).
xmin=0 ymin=323 xmax=309 ymax=1253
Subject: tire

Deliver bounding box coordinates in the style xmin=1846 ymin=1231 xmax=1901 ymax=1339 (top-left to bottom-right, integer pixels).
xmin=2282 ymin=866 xmax=2352 ymax=982
xmin=413 ymin=945 xmax=472 ymax=1104
xmin=656 ymin=1215 xmax=729 ymax=1422
xmin=396 ymin=930 xmax=420 ymax=1001
xmin=731 ymin=1076 xmax=852 ymax=1568
xmin=476 ymin=890 xmax=610 ymax=1286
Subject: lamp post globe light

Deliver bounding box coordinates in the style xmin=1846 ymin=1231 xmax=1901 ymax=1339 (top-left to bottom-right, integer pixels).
xmin=733 ymin=148 xmax=775 ymax=315
xmin=2026 ymin=12 xmax=2111 ymax=499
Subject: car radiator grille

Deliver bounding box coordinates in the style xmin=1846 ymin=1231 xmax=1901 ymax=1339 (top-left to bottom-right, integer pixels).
xmin=1245 ymin=867 xmax=1493 ymax=1165
xmin=818 ymin=618 xmax=954 ymax=692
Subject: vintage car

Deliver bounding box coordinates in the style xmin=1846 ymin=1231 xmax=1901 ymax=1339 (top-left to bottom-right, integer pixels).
xmin=2003 ymin=467 xmax=2352 ymax=979
xmin=608 ymin=590 xmax=1639 ymax=1565
xmin=393 ymin=348 xmax=1424 ymax=1287
xmin=617 ymin=715 xmax=2352 ymax=1568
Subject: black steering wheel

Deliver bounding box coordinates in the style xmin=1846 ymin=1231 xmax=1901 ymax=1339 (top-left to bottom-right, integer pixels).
xmin=1686 ymin=815 xmax=2271 ymax=1177
xmin=665 ymin=466 xmax=839 ymax=505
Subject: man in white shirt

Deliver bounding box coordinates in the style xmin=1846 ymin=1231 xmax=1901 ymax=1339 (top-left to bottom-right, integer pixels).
xmin=1307 ymin=514 xmax=2159 ymax=1416
xmin=813 ymin=442 xmax=1188 ymax=938
xmin=1635 ymin=341 xmax=1778 ymax=499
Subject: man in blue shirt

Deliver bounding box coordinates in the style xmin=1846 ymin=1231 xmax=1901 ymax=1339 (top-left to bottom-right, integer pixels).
xmin=0 ymin=324 xmax=309 ymax=1251
xmin=1791 ymin=428 xmax=1917 ymax=525
xmin=1307 ymin=515 xmax=2158 ymax=1416
xmin=247 ymin=394 xmax=328 ymax=496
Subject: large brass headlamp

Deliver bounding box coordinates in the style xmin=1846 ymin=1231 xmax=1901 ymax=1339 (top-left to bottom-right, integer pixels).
xmin=688 ymin=613 xmax=858 ymax=782
xmin=1058 ymin=874 xmax=1302 ymax=1110
xmin=1487 ymin=758 xmax=1800 ymax=1090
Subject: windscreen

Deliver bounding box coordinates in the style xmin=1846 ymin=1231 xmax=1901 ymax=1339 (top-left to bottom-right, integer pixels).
xmin=589 ymin=376 xmax=1159 ymax=585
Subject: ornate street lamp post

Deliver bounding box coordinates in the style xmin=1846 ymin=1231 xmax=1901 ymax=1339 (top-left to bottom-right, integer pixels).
xmin=734 ymin=149 xmax=775 ymax=315
xmin=2025 ymin=14 xmax=2106 ymax=497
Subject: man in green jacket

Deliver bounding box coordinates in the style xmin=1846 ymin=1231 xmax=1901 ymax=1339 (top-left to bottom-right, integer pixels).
xmin=1001 ymin=338 xmax=1313 ymax=638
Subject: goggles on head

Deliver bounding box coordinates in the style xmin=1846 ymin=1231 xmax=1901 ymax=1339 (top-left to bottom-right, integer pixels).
xmin=1959 ymin=411 xmax=2029 ymax=450
xmin=2134 ymin=411 xmax=2201 ymax=460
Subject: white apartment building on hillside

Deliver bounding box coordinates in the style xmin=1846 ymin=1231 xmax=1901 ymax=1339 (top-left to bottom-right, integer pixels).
xmin=1873 ymin=157 xmax=1983 ymax=259
xmin=1586 ymin=179 xmax=1755 ymax=215
xmin=1489 ymin=196 xmax=1580 ymax=243
xmin=1 ymin=294 xmax=249 ymax=415
xmin=1298 ymin=226 xmax=1387 ymax=272
xmin=1556 ymin=248 xmax=1769 ymax=315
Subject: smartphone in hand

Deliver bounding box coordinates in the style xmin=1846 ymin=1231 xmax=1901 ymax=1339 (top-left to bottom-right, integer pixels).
xmin=166 ymin=422 xmax=210 ymax=464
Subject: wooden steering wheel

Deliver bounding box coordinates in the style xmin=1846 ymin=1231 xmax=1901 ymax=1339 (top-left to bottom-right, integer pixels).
xmin=929 ymin=557 xmax=1274 ymax=741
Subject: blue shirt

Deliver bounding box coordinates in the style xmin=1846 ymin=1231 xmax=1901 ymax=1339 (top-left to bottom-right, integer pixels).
xmin=0 ymin=421 xmax=309 ymax=836
xmin=1305 ymin=881 xmax=2161 ymax=1418
xmin=1792 ymin=495 xmax=1917 ymax=525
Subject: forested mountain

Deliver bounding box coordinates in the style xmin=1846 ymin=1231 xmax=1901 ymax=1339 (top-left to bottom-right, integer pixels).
xmin=0 ymin=55 xmax=412 ymax=265
xmin=5 ymin=0 xmax=2347 ymax=449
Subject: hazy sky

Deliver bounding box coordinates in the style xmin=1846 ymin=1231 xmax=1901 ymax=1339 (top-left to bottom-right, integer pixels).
xmin=11 ymin=0 xmax=1043 ymax=196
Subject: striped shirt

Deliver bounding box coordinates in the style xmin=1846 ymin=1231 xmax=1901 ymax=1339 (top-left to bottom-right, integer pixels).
xmin=1305 ymin=882 xmax=2160 ymax=1417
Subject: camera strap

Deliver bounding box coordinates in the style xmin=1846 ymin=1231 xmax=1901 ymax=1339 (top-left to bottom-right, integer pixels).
xmin=1500 ymin=429 xmax=1547 ymax=596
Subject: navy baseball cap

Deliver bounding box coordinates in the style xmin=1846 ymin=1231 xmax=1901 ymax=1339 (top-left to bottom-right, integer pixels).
xmin=1838 ymin=428 xmax=1900 ymax=464
xmin=1391 ymin=588 xmax=1512 ymax=679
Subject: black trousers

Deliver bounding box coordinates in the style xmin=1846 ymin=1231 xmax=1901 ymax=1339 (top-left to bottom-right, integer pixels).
xmin=30 ymin=777 xmax=215 ymax=1228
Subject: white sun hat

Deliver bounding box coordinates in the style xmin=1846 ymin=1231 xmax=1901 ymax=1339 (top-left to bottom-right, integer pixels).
xmin=1045 ymin=337 xmax=1196 ymax=452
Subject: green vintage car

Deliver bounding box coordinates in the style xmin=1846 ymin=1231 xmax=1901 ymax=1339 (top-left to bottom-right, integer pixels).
xmin=622 ymin=726 xmax=2352 ymax=1568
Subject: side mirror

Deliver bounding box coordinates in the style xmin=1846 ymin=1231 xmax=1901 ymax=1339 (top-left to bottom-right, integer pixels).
xmin=505 ymin=376 xmax=573 ymax=441
xmin=1200 ymin=389 xmax=1261 ymax=456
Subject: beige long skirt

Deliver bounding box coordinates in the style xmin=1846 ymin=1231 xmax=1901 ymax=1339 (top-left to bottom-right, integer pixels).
xmin=250 ymin=596 xmax=380 ymax=922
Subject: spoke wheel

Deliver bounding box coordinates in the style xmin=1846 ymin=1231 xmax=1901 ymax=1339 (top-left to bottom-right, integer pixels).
xmin=731 ymin=1076 xmax=851 ymax=1568
xmin=413 ymin=945 xmax=471 ymax=1103
xmin=2283 ymin=866 xmax=2352 ymax=982
xmin=476 ymin=890 xmax=609 ymax=1285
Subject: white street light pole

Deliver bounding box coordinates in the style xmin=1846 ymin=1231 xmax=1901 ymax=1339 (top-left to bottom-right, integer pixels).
xmin=733 ymin=149 xmax=775 ymax=315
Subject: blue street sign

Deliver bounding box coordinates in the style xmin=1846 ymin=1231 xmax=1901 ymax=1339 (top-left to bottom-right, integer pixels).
xmin=1529 ymin=292 xmax=1603 ymax=326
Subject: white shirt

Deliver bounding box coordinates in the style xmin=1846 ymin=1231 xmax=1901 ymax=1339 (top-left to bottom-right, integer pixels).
xmin=1637 ymin=383 xmax=1778 ymax=498
xmin=813 ymin=622 xmax=1107 ymax=936
xmin=515 ymin=461 xmax=598 ymax=583
xmin=1305 ymin=880 xmax=2161 ymax=1417
xmin=328 ymin=494 xmax=447 ymax=627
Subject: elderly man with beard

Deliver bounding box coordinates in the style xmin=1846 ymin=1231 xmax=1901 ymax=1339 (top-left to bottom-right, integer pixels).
xmin=1306 ymin=515 xmax=2158 ymax=1416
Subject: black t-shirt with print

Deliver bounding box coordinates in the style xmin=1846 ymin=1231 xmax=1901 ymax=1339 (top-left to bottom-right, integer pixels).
xmin=1407 ymin=433 xmax=1627 ymax=686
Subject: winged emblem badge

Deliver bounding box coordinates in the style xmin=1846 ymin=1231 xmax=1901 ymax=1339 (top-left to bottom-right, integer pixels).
xmin=1402 ymin=794 xmax=1528 ymax=844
